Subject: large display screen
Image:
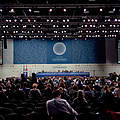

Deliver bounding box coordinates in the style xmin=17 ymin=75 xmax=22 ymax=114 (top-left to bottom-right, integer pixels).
xmin=118 ymin=40 xmax=120 ymax=63
xmin=0 ymin=41 xmax=3 ymax=64
xmin=14 ymin=38 xmax=106 ymax=64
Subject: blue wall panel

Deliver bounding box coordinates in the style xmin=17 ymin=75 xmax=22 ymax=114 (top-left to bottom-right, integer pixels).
xmin=14 ymin=38 xmax=106 ymax=64
xmin=14 ymin=39 xmax=47 ymax=64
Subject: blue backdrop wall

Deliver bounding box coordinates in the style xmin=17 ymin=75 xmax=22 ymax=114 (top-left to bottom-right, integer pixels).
xmin=14 ymin=38 xmax=106 ymax=64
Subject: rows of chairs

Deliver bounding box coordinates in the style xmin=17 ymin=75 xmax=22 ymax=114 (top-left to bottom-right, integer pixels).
xmin=0 ymin=98 xmax=48 ymax=120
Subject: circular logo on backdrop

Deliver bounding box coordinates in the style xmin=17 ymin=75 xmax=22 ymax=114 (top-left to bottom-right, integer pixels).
xmin=53 ymin=42 xmax=66 ymax=55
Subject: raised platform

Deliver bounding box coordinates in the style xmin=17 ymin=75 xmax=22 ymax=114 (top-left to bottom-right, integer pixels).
xmin=36 ymin=72 xmax=90 ymax=78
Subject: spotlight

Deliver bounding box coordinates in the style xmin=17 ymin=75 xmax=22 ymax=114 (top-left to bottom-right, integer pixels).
xmin=9 ymin=9 xmax=15 ymax=13
xmin=84 ymin=9 xmax=87 ymax=12
xmin=83 ymin=19 xmax=86 ymax=22
xmin=49 ymin=9 xmax=53 ymax=12
xmin=115 ymin=19 xmax=118 ymax=22
xmin=90 ymin=25 xmax=92 ymax=27
xmin=9 ymin=20 xmax=12 ymax=22
xmin=53 ymin=25 xmax=55 ymax=27
xmin=20 ymin=19 xmax=23 ymax=22
xmin=63 ymin=8 xmax=67 ymax=12
xmin=1 ymin=36 xmax=4 ymax=38
xmin=23 ymin=25 xmax=26 ymax=28
xmin=88 ymin=19 xmax=90 ymax=22
xmin=113 ymin=8 xmax=115 ymax=12
xmin=0 ymin=9 xmax=2 ymax=12
xmin=91 ymin=19 xmax=94 ymax=22
xmin=100 ymin=8 xmax=103 ymax=12
xmin=54 ymin=31 xmax=57 ymax=33
xmin=83 ymin=9 xmax=89 ymax=13
xmin=14 ymin=19 xmax=17 ymax=22
xmin=67 ymin=19 xmax=69 ymax=22
xmin=28 ymin=19 xmax=31 ymax=22
xmin=27 ymin=31 xmax=30 ymax=33
xmin=29 ymin=9 xmax=32 ymax=12
xmin=67 ymin=25 xmax=69 ymax=27
xmin=33 ymin=25 xmax=35 ymax=28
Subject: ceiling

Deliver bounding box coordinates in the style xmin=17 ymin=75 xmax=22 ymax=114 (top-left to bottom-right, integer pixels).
xmin=0 ymin=0 xmax=120 ymax=4
xmin=0 ymin=0 xmax=120 ymax=39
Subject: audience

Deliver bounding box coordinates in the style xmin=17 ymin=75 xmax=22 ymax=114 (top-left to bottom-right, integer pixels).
xmin=46 ymin=90 xmax=78 ymax=120
xmin=0 ymin=71 xmax=120 ymax=120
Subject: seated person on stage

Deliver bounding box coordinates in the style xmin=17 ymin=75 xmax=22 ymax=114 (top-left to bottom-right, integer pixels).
xmin=46 ymin=90 xmax=78 ymax=120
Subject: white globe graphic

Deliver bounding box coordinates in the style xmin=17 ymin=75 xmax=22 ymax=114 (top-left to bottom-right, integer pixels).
xmin=53 ymin=42 xmax=66 ymax=55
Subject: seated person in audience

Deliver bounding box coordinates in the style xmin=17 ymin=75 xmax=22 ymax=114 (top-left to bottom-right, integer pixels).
xmin=58 ymin=87 xmax=70 ymax=100
xmin=0 ymin=85 xmax=8 ymax=104
xmin=84 ymin=85 xmax=94 ymax=102
xmin=72 ymin=90 xmax=88 ymax=113
xmin=46 ymin=90 xmax=78 ymax=120
xmin=13 ymin=84 xmax=25 ymax=100
xmin=114 ymin=83 xmax=120 ymax=98
xmin=5 ymin=84 xmax=14 ymax=100
xmin=44 ymin=83 xmax=53 ymax=99
xmin=22 ymin=82 xmax=30 ymax=99
xmin=68 ymin=84 xmax=78 ymax=101
xmin=101 ymin=85 xmax=115 ymax=110
xmin=29 ymin=83 xmax=42 ymax=99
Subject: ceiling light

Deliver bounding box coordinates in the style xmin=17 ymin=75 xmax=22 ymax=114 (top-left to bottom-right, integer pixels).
xmin=63 ymin=8 xmax=66 ymax=12
xmin=100 ymin=8 xmax=103 ymax=12
xmin=49 ymin=9 xmax=53 ymax=12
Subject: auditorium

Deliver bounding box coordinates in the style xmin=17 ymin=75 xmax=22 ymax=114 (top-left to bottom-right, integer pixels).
xmin=0 ymin=0 xmax=120 ymax=120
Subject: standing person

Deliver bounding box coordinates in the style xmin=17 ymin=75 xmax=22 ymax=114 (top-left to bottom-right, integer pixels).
xmin=46 ymin=90 xmax=78 ymax=120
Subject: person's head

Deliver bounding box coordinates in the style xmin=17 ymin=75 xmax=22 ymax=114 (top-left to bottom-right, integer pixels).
xmin=59 ymin=82 xmax=66 ymax=88
xmin=32 ymin=83 xmax=38 ymax=89
xmin=16 ymin=84 xmax=21 ymax=90
xmin=72 ymin=85 xmax=78 ymax=90
xmin=84 ymin=85 xmax=91 ymax=91
xmin=46 ymin=83 xmax=52 ymax=89
xmin=77 ymin=90 xmax=85 ymax=99
xmin=58 ymin=87 xmax=64 ymax=93
xmin=52 ymin=90 xmax=61 ymax=98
